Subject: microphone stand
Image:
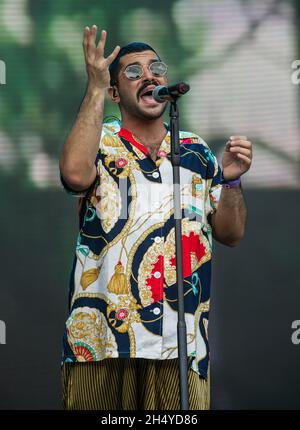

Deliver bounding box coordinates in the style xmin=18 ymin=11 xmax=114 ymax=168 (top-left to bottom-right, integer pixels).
xmin=169 ymin=98 xmax=189 ymax=410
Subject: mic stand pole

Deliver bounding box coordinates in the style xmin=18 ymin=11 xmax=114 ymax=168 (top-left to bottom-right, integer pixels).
xmin=169 ymin=99 xmax=189 ymax=410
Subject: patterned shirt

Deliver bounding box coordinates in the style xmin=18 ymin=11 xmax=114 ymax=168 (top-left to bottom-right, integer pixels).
xmin=60 ymin=120 xmax=223 ymax=379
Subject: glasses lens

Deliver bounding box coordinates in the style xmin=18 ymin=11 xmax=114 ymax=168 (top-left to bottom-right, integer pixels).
xmin=149 ymin=62 xmax=167 ymax=77
xmin=124 ymin=64 xmax=143 ymax=80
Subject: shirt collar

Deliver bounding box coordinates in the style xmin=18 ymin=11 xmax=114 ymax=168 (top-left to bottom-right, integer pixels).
xmin=118 ymin=127 xmax=149 ymax=156
xmin=117 ymin=124 xmax=171 ymax=159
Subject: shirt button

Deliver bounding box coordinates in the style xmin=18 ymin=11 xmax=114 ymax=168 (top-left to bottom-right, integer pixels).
xmin=158 ymin=150 xmax=167 ymax=157
xmin=152 ymin=171 xmax=160 ymax=179
xmin=153 ymin=307 xmax=161 ymax=315
xmin=153 ymin=271 xmax=161 ymax=279
xmin=154 ymin=236 xmax=162 ymax=243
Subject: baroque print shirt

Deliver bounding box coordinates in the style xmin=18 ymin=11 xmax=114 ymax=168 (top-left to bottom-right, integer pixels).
xmin=60 ymin=121 xmax=223 ymax=379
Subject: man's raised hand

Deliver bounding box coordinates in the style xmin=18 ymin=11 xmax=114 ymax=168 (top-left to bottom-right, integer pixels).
xmin=83 ymin=25 xmax=120 ymax=91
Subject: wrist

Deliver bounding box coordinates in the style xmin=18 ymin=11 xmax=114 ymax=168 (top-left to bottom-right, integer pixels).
xmin=86 ymin=84 xmax=106 ymax=99
xmin=221 ymin=172 xmax=241 ymax=188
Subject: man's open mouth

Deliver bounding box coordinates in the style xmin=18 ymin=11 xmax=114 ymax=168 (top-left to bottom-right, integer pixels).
xmin=142 ymin=90 xmax=153 ymax=97
xmin=139 ymin=85 xmax=157 ymax=103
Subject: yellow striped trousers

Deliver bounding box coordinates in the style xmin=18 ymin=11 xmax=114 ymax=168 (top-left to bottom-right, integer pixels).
xmin=62 ymin=358 xmax=210 ymax=410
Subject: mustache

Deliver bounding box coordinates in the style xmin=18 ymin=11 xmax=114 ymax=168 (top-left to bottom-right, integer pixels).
xmin=137 ymin=80 xmax=159 ymax=99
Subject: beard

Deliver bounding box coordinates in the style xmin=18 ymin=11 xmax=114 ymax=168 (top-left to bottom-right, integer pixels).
xmin=133 ymin=102 xmax=167 ymax=120
xmin=118 ymin=87 xmax=168 ymax=121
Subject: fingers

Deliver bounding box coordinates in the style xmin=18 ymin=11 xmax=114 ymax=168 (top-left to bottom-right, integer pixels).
xmin=96 ymin=29 xmax=107 ymax=54
xmin=230 ymin=135 xmax=248 ymax=141
xmin=235 ymin=152 xmax=252 ymax=166
xmin=106 ymin=45 xmax=121 ymax=66
xmin=230 ymin=140 xmax=252 ymax=149
xmin=87 ymin=24 xmax=97 ymax=55
xmin=226 ymin=137 xmax=251 ymax=147
xmin=228 ymin=136 xmax=252 ymax=153
xmin=83 ymin=26 xmax=90 ymax=57
xmin=229 ymin=145 xmax=252 ymax=159
xmin=225 ymin=135 xmax=253 ymax=164
xmin=82 ymin=25 xmax=97 ymax=58
xmin=83 ymin=26 xmax=120 ymax=65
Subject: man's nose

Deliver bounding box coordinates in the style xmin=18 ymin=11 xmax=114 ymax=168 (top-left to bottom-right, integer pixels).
xmin=142 ymin=66 xmax=153 ymax=81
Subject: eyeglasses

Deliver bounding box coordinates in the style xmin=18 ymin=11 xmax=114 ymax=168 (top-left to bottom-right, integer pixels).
xmin=123 ymin=61 xmax=168 ymax=80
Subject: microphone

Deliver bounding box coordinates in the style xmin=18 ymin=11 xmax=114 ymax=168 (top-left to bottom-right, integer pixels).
xmin=152 ymin=82 xmax=190 ymax=103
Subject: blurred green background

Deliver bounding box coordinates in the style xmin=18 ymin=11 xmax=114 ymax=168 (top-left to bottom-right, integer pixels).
xmin=0 ymin=0 xmax=299 ymax=190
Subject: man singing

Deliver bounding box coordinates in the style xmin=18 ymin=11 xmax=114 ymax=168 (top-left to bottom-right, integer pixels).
xmin=59 ymin=25 xmax=252 ymax=410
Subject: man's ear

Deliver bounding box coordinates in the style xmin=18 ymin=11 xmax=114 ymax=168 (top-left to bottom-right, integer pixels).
xmin=108 ymin=86 xmax=119 ymax=103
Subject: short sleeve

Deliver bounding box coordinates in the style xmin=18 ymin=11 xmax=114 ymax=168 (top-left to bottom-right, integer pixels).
xmin=59 ymin=126 xmax=105 ymax=198
xmin=199 ymin=138 xmax=223 ymax=217
xmin=206 ymin=160 xmax=222 ymax=216
xmin=59 ymin=172 xmax=97 ymax=197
